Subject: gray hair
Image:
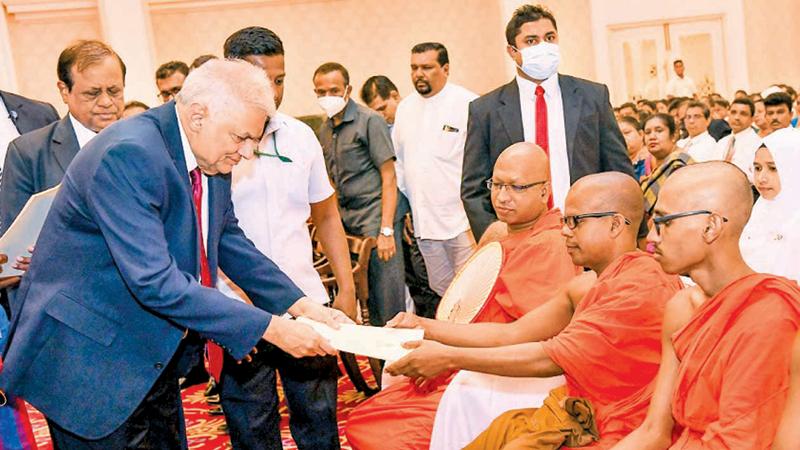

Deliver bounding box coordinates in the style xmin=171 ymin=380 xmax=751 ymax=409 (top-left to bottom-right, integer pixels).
xmin=176 ymin=58 xmax=275 ymax=118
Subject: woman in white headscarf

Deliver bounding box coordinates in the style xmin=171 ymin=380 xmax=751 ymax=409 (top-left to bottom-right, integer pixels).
xmin=740 ymin=128 xmax=800 ymax=282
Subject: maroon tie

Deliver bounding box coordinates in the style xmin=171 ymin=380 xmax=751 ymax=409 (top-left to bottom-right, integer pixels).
xmin=534 ymin=85 xmax=553 ymax=209
xmin=190 ymin=168 xmax=224 ymax=381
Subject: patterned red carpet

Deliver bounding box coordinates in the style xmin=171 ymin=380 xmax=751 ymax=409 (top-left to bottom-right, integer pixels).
xmin=27 ymin=358 xmax=375 ymax=449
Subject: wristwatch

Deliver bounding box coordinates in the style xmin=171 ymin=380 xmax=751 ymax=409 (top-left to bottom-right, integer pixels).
xmin=379 ymin=226 xmax=394 ymax=237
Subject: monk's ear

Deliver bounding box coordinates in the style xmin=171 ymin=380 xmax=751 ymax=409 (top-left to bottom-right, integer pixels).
xmin=540 ymin=182 xmax=551 ymax=203
xmin=701 ymin=214 xmax=726 ymax=244
xmin=609 ymin=214 xmax=626 ymax=237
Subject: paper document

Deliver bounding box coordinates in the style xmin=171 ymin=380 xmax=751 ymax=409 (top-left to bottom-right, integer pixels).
xmin=0 ymin=184 xmax=59 ymax=277
xmin=297 ymin=317 xmax=424 ymax=361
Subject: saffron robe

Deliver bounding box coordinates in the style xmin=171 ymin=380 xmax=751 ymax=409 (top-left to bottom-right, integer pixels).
xmin=344 ymin=208 xmax=580 ymax=450
xmin=670 ymin=274 xmax=800 ymax=449
xmin=468 ymin=252 xmax=682 ymax=449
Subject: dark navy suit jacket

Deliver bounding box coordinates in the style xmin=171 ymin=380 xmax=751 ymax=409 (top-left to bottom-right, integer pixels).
xmin=0 ymin=90 xmax=59 ymax=135
xmin=0 ymin=103 xmax=304 ymax=438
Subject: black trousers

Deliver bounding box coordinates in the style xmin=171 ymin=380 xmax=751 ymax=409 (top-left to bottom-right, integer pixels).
xmin=219 ymin=339 xmax=340 ymax=450
xmin=48 ymin=352 xmax=186 ymax=450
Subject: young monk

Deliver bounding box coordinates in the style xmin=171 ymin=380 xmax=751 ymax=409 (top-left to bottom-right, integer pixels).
xmin=345 ymin=143 xmax=581 ymax=449
xmin=382 ymin=172 xmax=682 ymax=449
xmin=614 ymin=162 xmax=800 ymax=449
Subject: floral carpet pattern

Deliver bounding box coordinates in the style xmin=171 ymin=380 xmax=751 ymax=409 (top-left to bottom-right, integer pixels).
xmin=28 ymin=358 xmax=375 ymax=449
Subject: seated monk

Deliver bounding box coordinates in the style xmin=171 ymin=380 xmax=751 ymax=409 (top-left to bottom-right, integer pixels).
xmin=383 ymin=172 xmax=683 ymax=449
xmin=613 ymin=162 xmax=800 ymax=449
xmin=344 ymin=143 xmax=581 ymax=449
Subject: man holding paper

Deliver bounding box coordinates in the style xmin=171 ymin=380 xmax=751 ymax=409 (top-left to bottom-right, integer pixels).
xmin=0 ymin=59 xmax=348 ymax=448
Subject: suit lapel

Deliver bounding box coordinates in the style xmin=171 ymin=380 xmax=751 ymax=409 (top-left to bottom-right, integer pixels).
xmin=497 ymin=80 xmax=524 ymax=144
xmin=559 ymin=74 xmax=582 ymax=167
xmin=50 ymin=117 xmax=81 ymax=174
xmin=153 ymin=103 xmax=203 ymax=275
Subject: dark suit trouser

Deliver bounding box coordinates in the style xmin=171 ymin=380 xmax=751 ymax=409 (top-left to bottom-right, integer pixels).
xmin=47 ymin=352 xmax=186 ymax=450
xmin=366 ymin=218 xmax=407 ymax=326
xmin=220 ymin=340 xmax=340 ymax=450
xmin=402 ymin=232 xmax=440 ymax=319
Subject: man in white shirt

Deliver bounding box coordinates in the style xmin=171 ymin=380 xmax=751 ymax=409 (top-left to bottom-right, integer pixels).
xmin=665 ymin=59 xmax=697 ymax=98
xmin=0 ymin=39 xmax=124 ymax=244
xmin=678 ymin=101 xmax=720 ymax=162
xmin=392 ymin=42 xmax=477 ymax=296
xmin=220 ymin=27 xmax=354 ymax=450
xmin=764 ymin=92 xmax=794 ymax=134
xmin=715 ymin=97 xmax=761 ymax=181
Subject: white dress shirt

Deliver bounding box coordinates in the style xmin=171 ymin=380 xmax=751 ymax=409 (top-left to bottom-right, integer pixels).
xmin=0 ymin=99 xmax=20 ymax=171
xmin=392 ymin=83 xmax=477 ymax=240
xmin=176 ymin=109 xmax=209 ymax=257
xmin=715 ymin=127 xmax=761 ymax=181
xmin=679 ymin=131 xmax=720 ymax=162
xmin=220 ymin=112 xmax=334 ymax=304
xmin=68 ymin=114 xmax=98 ymax=149
xmin=517 ymin=74 xmax=570 ymax=211
xmin=665 ymin=76 xmax=697 ymax=98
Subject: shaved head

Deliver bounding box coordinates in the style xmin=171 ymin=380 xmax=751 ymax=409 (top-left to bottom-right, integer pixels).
xmin=570 ymin=172 xmax=645 ymax=230
xmin=659 ymin=162 xmax=753 ymax=233
xmin=491 ymin=143 xmax=551 ymax=230
xmin=649 ymin=161 xmax=754 ymax=278
xmin=494 ymin=143 xmax=550 ymax=181
xmin=561 ymin=172 xmax=643 ymax=273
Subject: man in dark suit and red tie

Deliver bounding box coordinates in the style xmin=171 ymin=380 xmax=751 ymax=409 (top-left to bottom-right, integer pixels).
xmin=0 ymin=59 xmax=349 ymax=449
xmin=461 ymin=4 xmax=633 ymax=240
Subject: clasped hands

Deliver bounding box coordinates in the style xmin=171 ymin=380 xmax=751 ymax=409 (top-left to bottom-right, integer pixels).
xmin=259 ymin=297 xmax=353 ymax=361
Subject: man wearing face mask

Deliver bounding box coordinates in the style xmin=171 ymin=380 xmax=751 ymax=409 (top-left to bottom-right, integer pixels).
xmin=461 ymin=4 xmax=632 ymax=241
xmin=313 ymin=62 xmax=409 ymax=327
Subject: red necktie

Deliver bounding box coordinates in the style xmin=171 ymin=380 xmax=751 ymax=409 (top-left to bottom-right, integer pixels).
xmin=190 ymin=168 xmax=224 ymax=381
xmin=535 ymin=85 xmax=554 ymax=209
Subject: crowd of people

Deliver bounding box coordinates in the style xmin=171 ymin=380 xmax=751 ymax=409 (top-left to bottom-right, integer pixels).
xmin=0 ymin=2 xmax=798 ymax=450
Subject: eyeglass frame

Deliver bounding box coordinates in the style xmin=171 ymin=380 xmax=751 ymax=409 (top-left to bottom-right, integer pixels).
xmin=650 ymin=210 xmax=728 ymax=236
xmin=485 ymin=178 xmax=548 ymax=193
xmin=561 ymin=211 xmax=632 ymax=230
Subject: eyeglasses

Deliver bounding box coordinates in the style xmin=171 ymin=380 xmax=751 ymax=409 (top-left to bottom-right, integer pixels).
xmin=254 ymin=132 xmax=293 ymax=163
xmin=485 ymin=179 xmax=547 ymax=193
xmin=651 ymin=210 xmax=728 ymax=236
xmin=561 ymin=211 xmax=631 ymax=230
xmin=158 ymin=86 xmax=182 ymax=102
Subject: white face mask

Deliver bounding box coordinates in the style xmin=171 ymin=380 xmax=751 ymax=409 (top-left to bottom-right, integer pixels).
xmin=318 ymin=95 xmax=347 ymax=118
xmin=515 ymin=42 xmax=560 ymax=81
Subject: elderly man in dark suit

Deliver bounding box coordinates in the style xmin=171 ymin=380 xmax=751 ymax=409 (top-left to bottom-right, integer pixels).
xmin=461 ymin=4 xmax=633 ymax=240
xmin=0 ymin=58 xmax=347 ymax=449
xmin=0 ymin=40 xmax=125 ymax=236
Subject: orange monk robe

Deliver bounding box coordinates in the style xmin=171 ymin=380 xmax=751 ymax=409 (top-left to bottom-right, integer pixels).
xmin=539 ymin=252 xmax=683 ymax=449
xmin=670 ymin=274 xmax=800 ymax=449
xmin=344 ymin=208 xmax=581 ymax=450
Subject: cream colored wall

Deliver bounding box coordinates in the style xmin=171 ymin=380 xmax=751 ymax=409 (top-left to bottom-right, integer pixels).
xmin=742 ymin=0 xmax=800 ymax=93
xmin=150 ymin=0 xmax=509 ymax=117
xmin=6 ymin=12 xmax=103 ymax=116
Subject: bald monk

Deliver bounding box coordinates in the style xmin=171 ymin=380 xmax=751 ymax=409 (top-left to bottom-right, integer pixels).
xmin=383 ymin=173 xmax=683 ymax=449
xmin=345 ymin=143 xmax=581 ymax=449
xmin=614 ymin=162 xmax=800 ymax=449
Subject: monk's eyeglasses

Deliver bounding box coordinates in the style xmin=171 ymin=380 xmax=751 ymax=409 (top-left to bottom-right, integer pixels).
xmin=485 ymin=179 xmax=547 ymax=193
xmin=651 ymin=210 xmax=728 ymax=236
xmin=561 ymin=211 xmax=631 ymax=230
